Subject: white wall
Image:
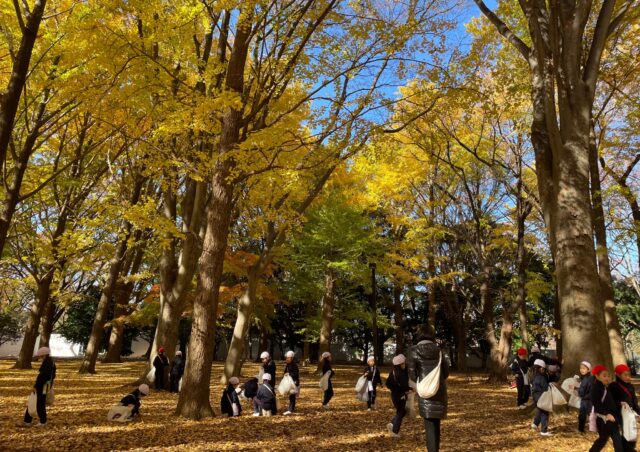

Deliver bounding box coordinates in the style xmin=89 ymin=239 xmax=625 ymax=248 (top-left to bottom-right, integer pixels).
xmin=0 ymin=334 xmax=150 ymax=358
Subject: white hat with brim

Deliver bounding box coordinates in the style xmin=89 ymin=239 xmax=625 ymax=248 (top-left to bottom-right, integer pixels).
xmin=139 ymin=384 xmax=150 ymax=395
xmin=260 ymin=351 xmax=270 ymax=359
xmin=285 ymin=351 xmax=295 ymax=358
xmin=534 ymin=359 xmax=546 ymax=369
xmin=262 ymin=373 xmax=271 ymax=381
xmin=321 ymin=352 xmax=331 ymax=359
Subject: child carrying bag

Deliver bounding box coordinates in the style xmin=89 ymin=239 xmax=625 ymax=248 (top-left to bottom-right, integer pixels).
xmin=589 ymin=388 xmax=608 ymax=432
xmin=550 ymin=383 xmax=567 ymax=405
xmin=355 ymin=376 xmax=369 ymax=402
xmin=278 ymin=375 xmax=296 ymax=396
xmin=537 ymin=388 xmax=554 ymax=411
xmin=621 ymin=402 xmax=638 ymax=442
xmin=417 ymin=352 xmax=442 ymax=398
xmin=107 ymin=405 xmax=133 ymax=422
xmin=27 ymin=391 xmax=37 ymax=416
xmin=319 ymin=371 xmax=331 ymax=391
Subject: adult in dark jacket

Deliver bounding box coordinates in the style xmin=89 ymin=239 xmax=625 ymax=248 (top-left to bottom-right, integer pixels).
xmin=120 ymin=384 xmax=149 ymax=418
xmin=578 ymin=361 xmax=595 ymax=433
xmin=385 ymin=354 xmax=413 ymax=437
xmin=255 ymin=374 xmax=277 ymax=416
xmin=23 ymin=347 xmax=56 ymax=427
xmin=406 ymin=325 xmax=449 ymax=452
xmin=169 ymin=350 xmax=185 ymax=393
xmin=530 ymin=359 xmax=551 ymax=436
xmin=283 ymin=351 xmax=300 ymax=415
xmin=511 ymin=348 xmax=530 ymax=408
xmin=590 ymin=365 xmax=623 ymax=452
xmin=153 ymin=347 xmax=170 ymax=390
xmin=610 ymin=364 xmax=639 ymax=452
xmin=321 ymin=351 xmax=335 ymax=408
xmin=364 ymin=356 xmax=383 ymax=410
xmin=220 ymin=377 xmax=242 ymax=417
xmin=260 ymin=351 xmax=277 ymax=385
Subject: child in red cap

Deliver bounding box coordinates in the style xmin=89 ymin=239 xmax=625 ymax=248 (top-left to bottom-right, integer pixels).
xmin=610 ymin=363 xmax=639 ymax=451
xmin=590 ymin=365 xmax=623 ymax=452
xmin=511 ymin=347 xmax=530 ymax=409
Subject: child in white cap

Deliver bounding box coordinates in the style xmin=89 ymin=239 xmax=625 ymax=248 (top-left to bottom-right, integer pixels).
xmin=260 ymin=351 xmax=277 ymax=386
xmin=120 ymin=384 xmax=149 ymax=418
xmin=22 ymin=347 xmax=55 ymax=427
xmin=221 ymin=377 xmax=242 ymax=417
xmin=530 ymin=359 xmax=552 ymax=436
xmin=385 ymin=354 xmax=413 ymax=437
xmin=256 ymin=373 xmax=276 ymax=416
xmin=283 ymin=351 xmax=300 ymax=415
xmin=577 ymin=361 xmax=594 ymax=432
xmin=363 ymin=356 xmax=382 ymax=411
xmin=321 ymin=351 xmax=335 ymax=409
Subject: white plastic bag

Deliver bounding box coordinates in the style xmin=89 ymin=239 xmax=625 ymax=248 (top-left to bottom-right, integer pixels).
xmin=232 ymin=402 xmax=240 ymax=417
xmin=319 ymin=371 xmax=331 ymax=391
xmin=27 ymin=392 xmax=37 ymax=416
xmin=107 ymin=405 xmax=133 ymax=422
xmin=417 ymin=352 xmax=442 ymax=398
xmin=568 ymin=392 xmax=581 ymax=409
xmin=537 ymin=388 xmax=553 ymax=411
xmin=178 ymin=377 xmax=182 ymax=392
xmin=355 ymin=376 xmax=367 ymax=393
xmin=46 ymin=388 xmax=55 ymax=406
xmin=550 ymin=384 xmax=567 ymax=405
xmin=561 ymin=376 xmax=580 ymax=394
xmin=278 ymin=375 xmax=296 ymax=396
xmin=146 ymin=368 xmax=156 ymax=383
xmin=622 ymin=402 xmax=638 ymax=441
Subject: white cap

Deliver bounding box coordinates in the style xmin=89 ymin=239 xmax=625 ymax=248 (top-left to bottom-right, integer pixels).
xmin=36 ymin=347 xmax=51 ymax=357
xmin=531 ymin=345 xmax=540 ymax=353
xmin=175 ymin=350 xmax=182 ymax=356
xmin=321 ymin=351 xmax=331 ymax=359
xmin=392 ymin=354 xmax=406 ymax=365
xmin=139 ymin=384 xmax=150 ymax=395
xmin=262 ymin=373 xmax=271 ymax=381
xmin=285 ymin=351 xmax=295 ymax=358
xmin=260 ymin=351 xmax=270 ymax=359
xmin=534 ymin=359 xmax=546 ymax=369
xmin=229 ymin=377 xmax=239 ymax=385
xmin=581 ymin=361 xmax=592 ymax=371
xmin=367 ymin=356 xmax=375 ymax=364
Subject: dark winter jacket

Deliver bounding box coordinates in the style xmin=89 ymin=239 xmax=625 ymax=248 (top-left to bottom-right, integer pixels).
xmin=406 ymin=340 xmax=449 ymax=419
xmin=256 ymin=383 xmax=276 ymax=413
xmin=153 ymin=353 xmax=169 ymax=372
xmin=322 ymin=359 xmax=335 ymax=379
xmin=34 ymin=356 xmax=56 ymax=393
xmin=170 ymin=356 xmax=185 ymax=377
xmin=386 ymin=366 xmax=411 ymax=394
xmin=610 ymin=378 xmax=639 ymax=414
xmin=244 ymin=378 xmax=259 ymax=399
xmin=220 ymin=384 xmax=242 ymax=417
xmin=578 ymin=374 xmax=594 ymax=402
xmin=120 ymin=390 xmax=142 ymax=416
xmin=592 ymin=380 xmax=620 ymax=419
xmin=531 ymin=371 xmax=549 ymax=403
xmin=263 ymin=360 xmax=277 ymax=385
xmin=510 ymin=357 xmax=529 ymax=383
xmin=364 ymin=365 xmax=382 ymax=389
xmin=284 ymin=361 xmax=300 ymax=386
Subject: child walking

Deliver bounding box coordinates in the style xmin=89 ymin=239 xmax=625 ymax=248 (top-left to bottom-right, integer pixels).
xmin=610 ymin=364 xmax=639 ymax=452
xmin=590 ymin=365 xmax=623 ymax=452
xmin=578 ymin=361 xmax=594 ymax=433
xmin=283 ymin=350 xmax=300 ymax=415
xmin=385 ymin=354 xmax=413 ymax=438
xmin=530 ymin=359 xmax=552 ymax=437
xmin=511 ymin=347 xmax=530 ymax=409
xmin=363 ymin=356 xmax=382 ymax=411
xmin=321 ymin=352 xmax=335 ymax=408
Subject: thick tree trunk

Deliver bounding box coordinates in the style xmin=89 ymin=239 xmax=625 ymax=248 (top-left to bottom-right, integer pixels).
xmin=393 ymin=283 xmax=404 ymax=354
xmin=317 ymin=269 xmax=336 ymax=371
xmin=38 ymin=299 xmax=57 ymax=348
xmin=515 ymin=169 xmax=530 ymax=347
xmin=589 ymin=133 xmax=626 ymax=366
xmin=15 ymin=273 xmax=54 ymax=369
xmin=444 ymin=285 xmax=467 ymax=372
xmin=480 ymin=270 xmax=504 ymax=380
xmin=427 ymin=256 xmax=438 ymax=328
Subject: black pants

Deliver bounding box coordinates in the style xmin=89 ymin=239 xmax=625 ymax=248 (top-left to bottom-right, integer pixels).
xmin=424 ymin=418 xmax=441 ymax=452
xmin=288 ymin=392 xmax=297 ymax=412
xmin=622 ymin=439 xmax=636 ymax=452
xmin=169 ymin=374 xmax=181 ymax=392
xmin=367 ymin=387 xmax=377 ymax=408
xmin=579 ymin=402 xmax=592 ymax=432
xmin=590 ymin=418 xmax=624 ymax=452
xmin=516 ymin=379 xmax=530 ymax=406
xmin=155 ymin=367 xmax=165 ymax=390
xmin=323 ymin=380 xmax=334 ymax=405
xmin=390 ymin=394 xmax=406 ymax=434
xmin=24 ymin=392 xmax=47 ymax=424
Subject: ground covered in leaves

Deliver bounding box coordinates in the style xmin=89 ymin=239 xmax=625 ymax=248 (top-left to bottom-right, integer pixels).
xmin=0 ymin=360 xmax=617 ymax=451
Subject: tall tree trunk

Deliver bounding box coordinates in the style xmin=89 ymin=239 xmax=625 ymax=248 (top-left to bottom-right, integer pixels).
xmin=15 ymin=273 xmax=54 ymax=369
xmin=444 ymin=284 xmax=466 ymax=371
xmin=0 ymin=0 xmax=47 ymax=170
xmin=38 ymin=299 xmax=57 ymax=348
xmin=427 ymin=256 xmax=438 ymax=328
xmin=480 ymin=269 xmax=503 ymax=380
xmin=317 ymin=269 xmax=336 ymax=371
xmin=393 ymin=283 xmax=404 ymax=355
xmin=589 ymin=130 xmax=626 ymax=365
xmin=515 ymin=163 xmax=530 ymax=347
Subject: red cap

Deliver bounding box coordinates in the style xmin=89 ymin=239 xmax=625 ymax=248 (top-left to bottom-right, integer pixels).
xmin=159 ymin=347 xmax=165 ymax=353
xmin=615 ymin=364 xmax=631 ymax=375
xmin=517 ymin=348 xmax=527 ymax=356
xmin=592 ymin=364 xmax=607 ymax=376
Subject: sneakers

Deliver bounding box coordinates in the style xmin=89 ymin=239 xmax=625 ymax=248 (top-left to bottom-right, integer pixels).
xmin=517 ymin=404 xmax=527 ymax=410
xmin=367 ymin=408 xmax=372 ymax=412
xmin=322 ymin=404 xmax=330 ymax=410
xmin=252 ymin=412 xmax=260 ymax=417
xmin=283 ymin=411 xmax=292 ymax=416
xmin=531 ymin=422 xmax=538 ymax=430
xmin=387 ymin=423 xmax=400 ymax=438
xmin=371 ymin=404 xmax=376 ymax=410
xmin=540 ymin=431 xmax=553 ymax=437
xmin=34 ymin=423 xmax=46 ymax=428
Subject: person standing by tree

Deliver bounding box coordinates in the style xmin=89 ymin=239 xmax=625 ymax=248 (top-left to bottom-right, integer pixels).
xmin=283 ymin=350 xmax=299 ymax=415
xmin=578 ymin=361 xmax=594 ymax=433
xmin=609 ymin=364 xmax=638 ymax=452
xmin=169 ymin=350 xmax=185 ymax=393
xmin=364 ymin=356 xmax=382 ymax=411
xmin=590 ymin=365 xmax=623 ymax=452
xmin=407 ymin=325 xmax=449 ymax=452
xmin=153 ymin=347 xmax=169 ymax=391
xmin=22 ymin=347 xmax=56 ymax=427
xmin=260 ymin=351 xmax=277 ymax=385
xmin=220 ymin=377 xmax=242 ymax=417
xmin=320 ymin=352 xmax=335 ymax=409
xmin=511 ymin=348 xmax=530 ymax=409
xmin=385 ymin=354 xmax=412 ymax=438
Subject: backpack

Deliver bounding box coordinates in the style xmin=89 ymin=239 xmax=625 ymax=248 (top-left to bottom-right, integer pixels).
xmin=416 ymin=352 xmax=442 ymax=398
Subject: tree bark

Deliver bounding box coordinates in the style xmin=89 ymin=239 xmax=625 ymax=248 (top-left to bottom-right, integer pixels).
xmin=393 ymin=283 xmax=405 ymax=355
xmin=444 ymin=284 xmax=467 ymax=371
xmin=480 ymin=269 xmax=504 ymax=380
xmin=317 ymin=269 xmax=336 ymax=371
xmin=38 ymin=298 xmax=57 ymax=348
xmin=589 ymin=130 xmax=626 ymax=366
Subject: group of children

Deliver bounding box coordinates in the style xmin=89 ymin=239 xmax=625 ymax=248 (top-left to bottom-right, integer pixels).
xmin=512 ymin=346 xmax=639 ymax=452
